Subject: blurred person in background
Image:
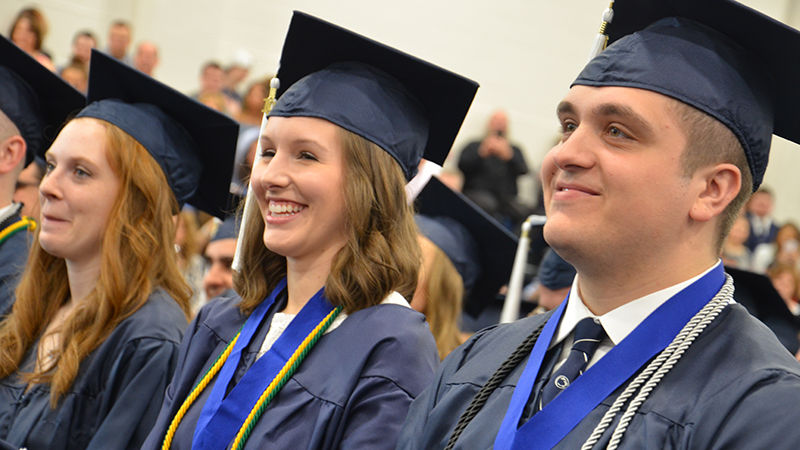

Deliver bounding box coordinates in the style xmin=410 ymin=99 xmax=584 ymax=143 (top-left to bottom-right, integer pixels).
xmin=175 ymin=209 xmax=207 ymax=311
xmin=9 ymin=7 xmax=55 ymax=71
xmin=457 ymin=109 xmax=530 ymax=230
xmin=722 ymin=213 xmax=753 ymax=269
xmin=65 ymin=30 xmax=96 ymax=72
xmin=13 ymin=158 xmax=46 ymax=220
xmin=745 ymin=187 xmax=779 ymax=252
xmin=413 ymin=177 xmax=517 ymax=360
xmin=528 ymin=248 xmax=576 ymax=314
xmin=133 ymin=41 xmax=159 ymax=77
xmin=752 ymin=222 xmax=800 ymax=273
xmin=237 ymin=77 xmax=269 ymax=127
xmin=223 ymin=49 xmax=253 ymax=103
xmin=194 ymin=61 xmax=240 ymax=117
xmin=59 ymin=62 xmax=88 ymax=94
xmin=105 ymin=20 xmax=132 ymax=65
xmin=200 ymin=215 xmax=239 ymax=315
xmin=767 ymin=263 xmax=800 ymax=316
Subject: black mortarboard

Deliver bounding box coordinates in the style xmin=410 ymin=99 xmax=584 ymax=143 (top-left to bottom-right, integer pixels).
xmin=76 ymin=50 xmax=239 ymax=218
xmin=0 ymin=36 xmax=84 ymax=166
xmin=210 ymin=214 xmax=240 ymax=243
xmin=415 ymin=214 xmax=479 ymax=296
xmin=415 ymin=176 xmax=518 ymax=317
xmin=269 ymin=11 xmax=478 ymax=179
xmin=725 ymin=266 xmax=800 ymax=353
xmin=538 ymin=248 xmax=576 ymax=290
xmin=574 ymin=0 xmax=800 ymax=191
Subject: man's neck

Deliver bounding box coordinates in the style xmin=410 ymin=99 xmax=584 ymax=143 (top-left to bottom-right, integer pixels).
xmin=575 ymin=254 xmax=719 ymax=316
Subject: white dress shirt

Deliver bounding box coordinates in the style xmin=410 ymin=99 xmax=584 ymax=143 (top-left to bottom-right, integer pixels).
xmin=548 ymin=260 xmax=724 ymax=374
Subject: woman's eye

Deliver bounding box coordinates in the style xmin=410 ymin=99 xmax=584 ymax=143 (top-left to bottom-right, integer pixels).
xmin=260 ymin=149 xmax=276 ymax=158
xmin=299 ymin=151 xmax=318 ymax=161
xmin=45 ymin=161 xmax=55 ymax=173
xmin=74 ymin=167 xmax=90 ymax=178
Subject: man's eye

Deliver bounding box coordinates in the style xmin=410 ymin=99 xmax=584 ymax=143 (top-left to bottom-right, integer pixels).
xmin=608 ymin=126 xmax=629 ymax=139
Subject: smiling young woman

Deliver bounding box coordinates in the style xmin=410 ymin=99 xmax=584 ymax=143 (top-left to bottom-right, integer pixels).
xmin=0 ymin=50 xmax=238 ymax=450
xmin=142 ymin=12 xmax=478 ymax=450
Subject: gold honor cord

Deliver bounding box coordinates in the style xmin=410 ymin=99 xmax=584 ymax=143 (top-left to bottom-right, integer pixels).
xmin=231 ymin=306 xmax=342 ymax=450
xmin=161 ymin=331 xmax=242 ymax=449
xmin=0 ymin=216 xmax=36 ymax=245
xmin=161 ymin=306 xmax=342 ymax=450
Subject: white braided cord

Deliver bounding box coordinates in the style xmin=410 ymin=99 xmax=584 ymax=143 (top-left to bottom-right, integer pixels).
xmin=581 ymin=274 xmax=735 ymax=450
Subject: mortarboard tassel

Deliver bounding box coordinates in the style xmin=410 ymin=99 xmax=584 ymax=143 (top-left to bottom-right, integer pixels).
xmin=588 ymin=2 xmax=615 ymax=60
xmin=232 ymin=76 xmax=280 ymax=272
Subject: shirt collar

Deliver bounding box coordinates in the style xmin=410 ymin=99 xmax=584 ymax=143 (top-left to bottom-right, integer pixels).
xmin=0 ymin=202 xmax=21 ymax=224
xmin=551 ymin=260 xmax=722 ymax=348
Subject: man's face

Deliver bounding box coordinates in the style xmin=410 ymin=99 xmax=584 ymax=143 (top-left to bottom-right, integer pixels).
xmin=488 ymin=111 xmax=508 ymax=136
xmin=134 ymin=42 xmax=159 ymax=75
xmin=201 ymin=66 xmax=224 ymax=94
xmin=13 ymin=162 xmax=43 ymax=220
xmin=108 ymin=25 xmax=131 ymax=58
xmin=72 ymin=35 xmax=95 ymax=64
xmin=541 ymin=85 xmax=693 ymax=268
xmin=748 ymin=191 xmax=773 ymax=218
xmin=202 ymin=238 xmax=236 ymax=299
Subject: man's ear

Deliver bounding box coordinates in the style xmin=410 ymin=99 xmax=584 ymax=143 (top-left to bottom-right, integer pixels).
xmin=689 ymin=163 xmax=742 ymax=223
xmin=0 ymin=135 xmax=26 ymax=174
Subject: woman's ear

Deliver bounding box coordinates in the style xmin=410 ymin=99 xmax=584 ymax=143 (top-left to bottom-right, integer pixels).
xmin=689 ymin=163 xmax=742 ymax=223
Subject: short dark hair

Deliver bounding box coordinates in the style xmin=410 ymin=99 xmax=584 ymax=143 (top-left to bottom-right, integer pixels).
xmin=72 ymin=30 xmax=96 ymax=44
xmin=669 ymin=99 xmax=753 ymax=252
xmin=110 ymin=20 xmax=130 ymax=30
xmin=201 ymin=61 xmax=223 ymax=74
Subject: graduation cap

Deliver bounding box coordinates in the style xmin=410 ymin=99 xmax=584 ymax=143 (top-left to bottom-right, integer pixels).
xmin=725 ymin=266 xmax=800 ymax=353
xmin=574 ymin=0 xmax=800 ymax=191
xmin=75 ymin=50 xmax=239 ymax=218
xmin=0 ymin=35 xmax=84 ymax=166
xmin=210 ymin=208 xmax=242 ymax=244
xmin=269 ymin=11 xmax=479 ymax=179
xmin=415 ymin=176 xmax=518 ymax=317
xmin=538 ymin=248 xmax=576 ymax=290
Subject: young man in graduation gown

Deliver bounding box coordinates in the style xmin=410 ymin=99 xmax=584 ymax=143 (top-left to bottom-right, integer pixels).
xmin=0 ymin=36 xmax=84 ymax=314
xmin=397 ymin=1 xmax=800 ymax=448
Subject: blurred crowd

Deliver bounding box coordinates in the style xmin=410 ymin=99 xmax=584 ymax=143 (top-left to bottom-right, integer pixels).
xmin=8 ymin=3 xmax=800 ymax=331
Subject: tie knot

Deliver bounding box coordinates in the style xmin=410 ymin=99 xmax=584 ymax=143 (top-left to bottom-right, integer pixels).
xmin=571 ymin=317 xmax=605 ymax=352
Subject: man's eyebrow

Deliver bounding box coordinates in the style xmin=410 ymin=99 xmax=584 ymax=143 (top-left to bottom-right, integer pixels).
xmin=556 ymin=101 xmax=575 ymax=117
xmin=592 ymin=103 xmax=655 ymax=137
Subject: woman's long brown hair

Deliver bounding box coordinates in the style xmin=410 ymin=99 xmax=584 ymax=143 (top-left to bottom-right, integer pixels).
xmin=0 ymin=118 xmax=191 ymax=406
xmin=235 ymin=127 xmax=420 ymax=314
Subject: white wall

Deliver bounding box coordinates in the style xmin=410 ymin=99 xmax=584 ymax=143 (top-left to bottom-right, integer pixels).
xmin=3 ymin=0 xmax=800 ymax=221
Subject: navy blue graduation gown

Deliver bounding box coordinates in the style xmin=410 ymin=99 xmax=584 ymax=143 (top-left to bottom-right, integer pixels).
xmin=0 ymin=290 xmax=187 ymax=450
xmin=0 ymin=211 xmax=31 ymax=315
xmin=143 ymin=290 xmax=439 ymax=450
xmin=398 ymin=303 xmax=800 ymax=449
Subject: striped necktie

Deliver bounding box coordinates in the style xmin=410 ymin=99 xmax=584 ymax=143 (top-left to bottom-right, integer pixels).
xmin=538 ymin=317 xmax=606 ymax=411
